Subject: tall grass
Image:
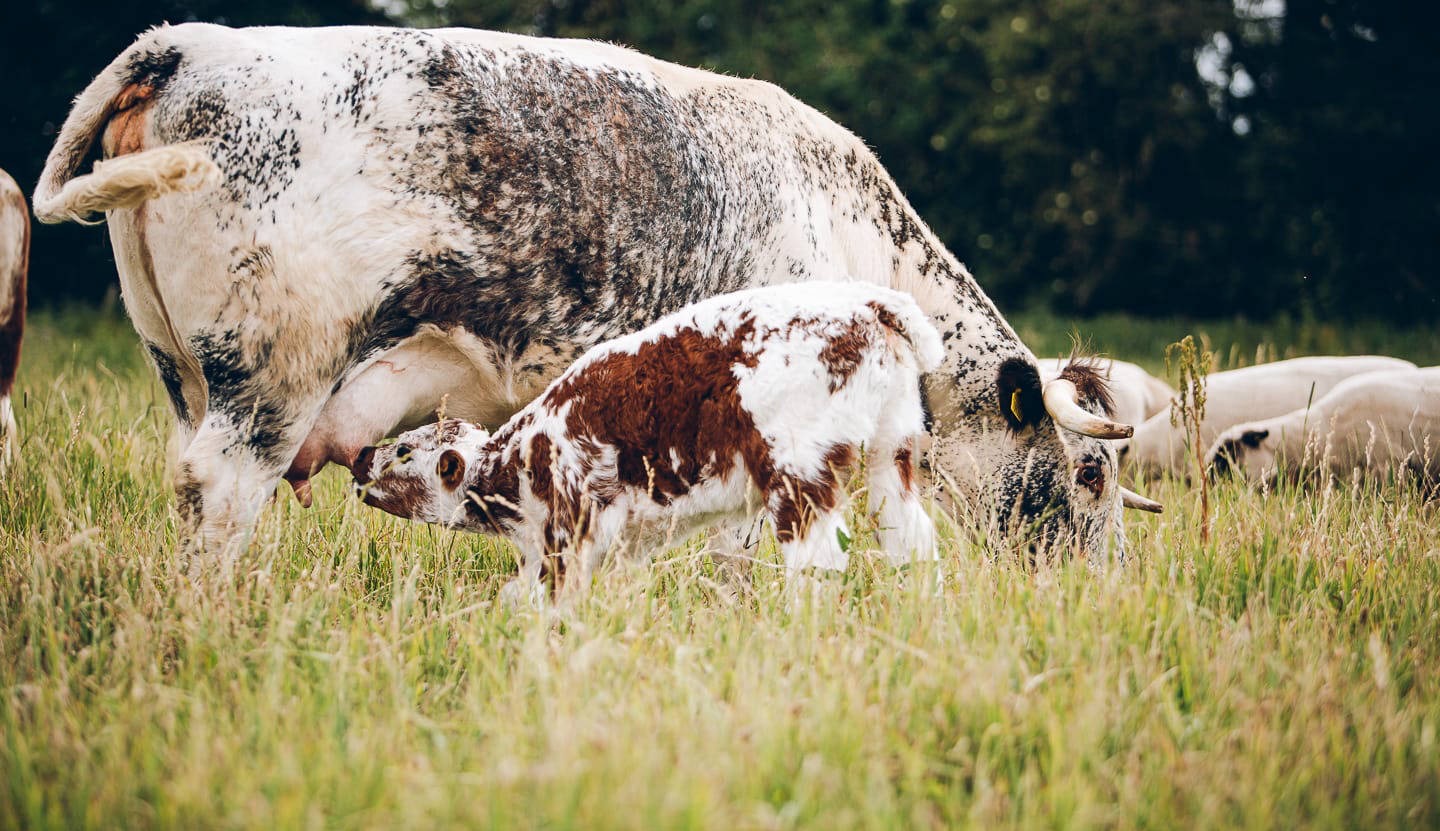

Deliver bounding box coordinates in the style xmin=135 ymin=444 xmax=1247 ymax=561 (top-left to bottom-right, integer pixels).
xmin=2 ymin=308 xmax=1438 ymax=829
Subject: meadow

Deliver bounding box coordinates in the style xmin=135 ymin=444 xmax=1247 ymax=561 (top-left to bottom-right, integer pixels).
xmin=2 ymin=307 xmax=1439 ymax=829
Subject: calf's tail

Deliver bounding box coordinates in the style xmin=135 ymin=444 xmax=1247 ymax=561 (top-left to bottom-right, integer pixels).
xmin=875 ymin=291 xmax=945 ymax=373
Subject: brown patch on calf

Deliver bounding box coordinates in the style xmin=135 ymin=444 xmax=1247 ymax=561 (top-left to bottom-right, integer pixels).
xmin=102 ymin=83 xmax=157 ymax=158
xmin=543 ymin=317 xmax=775 ymax=511
xmin=771 ymin=443 xmax=856 ymax=543
xmin=894 ymin=445 xmax=915 ymax=493
xmin=1058 ymin=360 xmax=1116 ymax=418
xmin=465 ymin=454 xmax=522 ymax=533
xmin=817 ymin=319 xmax=869 ymax=392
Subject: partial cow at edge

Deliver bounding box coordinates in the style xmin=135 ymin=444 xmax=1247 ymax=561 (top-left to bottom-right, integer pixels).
xmin=0 ymin=168 xmax=27 ymax=471
xmin=1207 ymin=367 xmax=1440 ymax=491
xmin=34 ymin=23 xmax=1156 ymax=562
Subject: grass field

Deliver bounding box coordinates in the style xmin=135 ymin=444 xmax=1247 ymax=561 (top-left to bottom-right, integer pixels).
xmin=3 ymin=307 xmax=1439 ymax=829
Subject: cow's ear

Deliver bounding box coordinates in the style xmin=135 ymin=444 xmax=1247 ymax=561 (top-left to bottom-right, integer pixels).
xmin=437 ymin=449 xmax=466 ymax=490
xmin=996 ymin=357 xmax=1045 ymax=431
xmin=1241 ymin=429 xmax=1269 ymax=448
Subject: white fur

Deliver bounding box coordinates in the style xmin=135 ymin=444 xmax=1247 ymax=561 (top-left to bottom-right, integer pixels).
xmin=0 ymin=396 xmax=15 ymax=472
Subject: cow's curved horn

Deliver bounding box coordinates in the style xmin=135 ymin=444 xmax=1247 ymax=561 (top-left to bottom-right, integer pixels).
xmin=1120 ymin=487 xmax=1163 ymax=513
xmin=1041 ymin=378 xmax=1134 ymax=439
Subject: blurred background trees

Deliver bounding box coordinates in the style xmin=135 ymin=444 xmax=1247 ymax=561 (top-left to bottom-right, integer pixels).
xmin=2 ymin=0 xmax=1435 ymax=321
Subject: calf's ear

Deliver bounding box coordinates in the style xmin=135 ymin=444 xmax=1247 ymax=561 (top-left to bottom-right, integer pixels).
xmin=437 ymin=449 xmax=466 ymax=490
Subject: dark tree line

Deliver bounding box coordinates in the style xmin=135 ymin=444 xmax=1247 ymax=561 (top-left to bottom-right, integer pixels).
xmin=3 ymin=0 xmax=1435 ymax=320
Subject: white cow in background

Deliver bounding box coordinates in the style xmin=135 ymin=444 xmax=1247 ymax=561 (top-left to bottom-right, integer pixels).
xmin=1120 ymin=355 xmax=1416 ymax=477
xmin=1207 ymin=367 xmax=1440 ymax=489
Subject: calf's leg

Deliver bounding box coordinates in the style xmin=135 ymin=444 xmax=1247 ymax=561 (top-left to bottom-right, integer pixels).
xmin=866 ymin=441 xmax=938 ymax=566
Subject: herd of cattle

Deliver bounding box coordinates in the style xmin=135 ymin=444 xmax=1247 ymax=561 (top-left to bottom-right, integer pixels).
xmin=0 ymin=24 xmax=1435 ymax=594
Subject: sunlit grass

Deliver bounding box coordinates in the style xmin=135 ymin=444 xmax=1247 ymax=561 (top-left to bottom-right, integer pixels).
xmin=2 ymin=308 xmax=1438 ymax=829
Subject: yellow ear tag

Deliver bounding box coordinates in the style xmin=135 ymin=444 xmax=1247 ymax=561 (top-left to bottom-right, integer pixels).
xmin=1009 ymin=388 xmax=1025 ymax=423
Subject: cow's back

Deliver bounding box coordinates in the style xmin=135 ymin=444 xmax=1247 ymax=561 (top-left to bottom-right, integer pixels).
xmin=126 ymin=25 xmax=875 ymax=357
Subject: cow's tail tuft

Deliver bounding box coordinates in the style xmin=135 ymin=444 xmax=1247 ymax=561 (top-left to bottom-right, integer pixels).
xmin=876 ymin=291 xmax=945 ymax=373
xmin=34 ymin=143 xmax=220 ymax=225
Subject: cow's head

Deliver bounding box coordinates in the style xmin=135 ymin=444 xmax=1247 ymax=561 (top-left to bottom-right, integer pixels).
xmin=936 ymin=357 xmax=1161 ymax=564
xmin=352 ymin=418 xmax=493 ymax=527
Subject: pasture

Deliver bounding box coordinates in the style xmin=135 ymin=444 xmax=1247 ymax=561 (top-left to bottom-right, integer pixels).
xmin=3 ymin=307 xmax=1439 ymax=829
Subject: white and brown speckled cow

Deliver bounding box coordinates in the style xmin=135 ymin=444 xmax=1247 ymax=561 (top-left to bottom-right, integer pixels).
xmin=0 ymin=168 xmax=27 ymax=471
xmin=353 ymin=283 xmax=941 ymax=594
xmin=33 ymin=23 xmax=1154 ymax=561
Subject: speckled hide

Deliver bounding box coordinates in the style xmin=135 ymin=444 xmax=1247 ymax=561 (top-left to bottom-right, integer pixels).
xmin=34 ymin=23 xmax=1127 ymax=560
xmin=354 ymin=283 xmax=941 ymax=593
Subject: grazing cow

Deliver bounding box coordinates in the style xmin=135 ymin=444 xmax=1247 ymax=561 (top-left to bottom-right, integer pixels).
xmin=1038 ymin=357 xmax=1173 ymax=427
xmin=34 ymin=23 xmax=1154 ymax=560
xmin=0 ymin=168 xmax=27 ymax=470
xmin=1207 ymin=367 xmax=1440 ymax=489
xmin=1120 ymin=355 xmax=1417 ymax=477
xmin=353 ymin=283 xmax=941 ymax=593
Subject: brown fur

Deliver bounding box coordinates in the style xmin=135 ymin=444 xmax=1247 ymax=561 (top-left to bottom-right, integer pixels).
xmin=1059 ymin=360 xmax=1116 ymax=418
xmin=101 ymin=83 xmax=156 ymax=158
xmin=894 ymin=445 xmax=915 ymax=492
xmin=771 ymin=443 xmax=855 ymax=543
xmin=542 ymin=317 xmax=772 ymax=509
xmin=816 ymin=319 xmax=869 ymax=392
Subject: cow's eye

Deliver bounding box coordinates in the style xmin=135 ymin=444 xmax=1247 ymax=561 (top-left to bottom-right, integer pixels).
xmin=1076 ymin=463 xmax=1104 ymax=493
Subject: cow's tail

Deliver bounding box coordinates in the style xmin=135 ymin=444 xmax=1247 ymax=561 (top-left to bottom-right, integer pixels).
xmin=32 ymin=30 xmax=220 ymax=225
xmin=875 ymin=290 xmax=945 ymax=374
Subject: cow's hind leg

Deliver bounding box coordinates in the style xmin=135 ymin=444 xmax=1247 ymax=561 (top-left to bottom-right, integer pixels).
xmin=172 ymin=351 xmax=334 ymax=565
xmin=174 ymin=416 xmax=289 ymax=564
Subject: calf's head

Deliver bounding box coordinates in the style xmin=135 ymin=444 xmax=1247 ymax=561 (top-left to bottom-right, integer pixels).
xmin=352 ymin=418 xmax=493 ymax=527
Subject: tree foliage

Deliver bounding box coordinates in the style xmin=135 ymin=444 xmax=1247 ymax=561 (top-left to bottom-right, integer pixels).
xmin=2 ymin=0 xmax=1434 ymax=320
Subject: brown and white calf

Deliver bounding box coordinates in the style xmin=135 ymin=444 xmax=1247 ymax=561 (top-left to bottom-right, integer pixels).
xmin=353 ymin=283 xmax=942 ymax=592
xmin=0 ymin=168 xmax=27 ymax=470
